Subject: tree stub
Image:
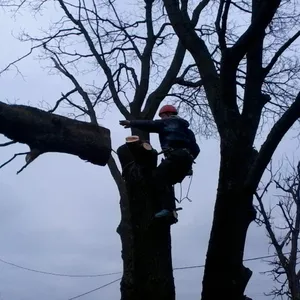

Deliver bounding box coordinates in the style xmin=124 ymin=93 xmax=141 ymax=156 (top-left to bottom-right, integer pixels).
xmin=117 ymin=136 xmax=175 ymax=300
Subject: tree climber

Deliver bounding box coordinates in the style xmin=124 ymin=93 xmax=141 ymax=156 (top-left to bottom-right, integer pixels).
xmin=119 ymin=104 xmax=200 ymax=219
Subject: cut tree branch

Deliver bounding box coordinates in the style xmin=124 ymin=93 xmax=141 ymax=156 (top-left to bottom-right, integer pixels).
xmin=0 ymin=101 xmax=111 ymax=166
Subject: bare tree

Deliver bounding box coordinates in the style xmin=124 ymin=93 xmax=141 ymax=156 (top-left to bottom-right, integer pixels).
xmin=0 ymin=1 xmax=205 ymax=300
xmin=2 ymin=0 xmax=300 ymax=299
xmin=161 ymin=0 xmax=300 ymax=299
xmin=255 ymin=160 xmax=300 ymax=300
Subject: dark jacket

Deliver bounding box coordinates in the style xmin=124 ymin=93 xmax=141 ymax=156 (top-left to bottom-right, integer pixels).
xmin=130 ymin=116 xmax=200 ymax=159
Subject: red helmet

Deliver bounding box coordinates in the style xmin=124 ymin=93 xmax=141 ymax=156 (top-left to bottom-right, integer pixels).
xmin=158 ymin=105 xmax=178 ymax=116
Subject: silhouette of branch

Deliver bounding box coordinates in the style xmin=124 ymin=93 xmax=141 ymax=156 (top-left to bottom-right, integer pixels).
xmin=0 ymin=141 xmax=16 ymax=147
xmin=48 ymin=89 xmax=77 ymax=114
xmin=0 ymin=151 xmax=28 ymax=169
xmin=255 ymin=158 xmax=300 ymax=298
xmin=0 ymin=101 xmax=111 ymax=167
xmin=263 ymin=30 xmax=300 ymax=78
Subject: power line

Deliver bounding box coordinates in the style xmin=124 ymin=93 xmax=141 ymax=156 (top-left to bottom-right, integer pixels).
xmin=66 ymin=252 xmax=289 ymax=300
xmin=244 ymin=253 xmax=287 ymax=262
xmin=173 ymin=252 xmax=291 ymax=271
xmin=0 ymin=251 xmax=288 ymax=279
xmin=67 ymin=277 xmax=121 ymax=300
xmin=0 ymin=258 xmax=121 ymax=278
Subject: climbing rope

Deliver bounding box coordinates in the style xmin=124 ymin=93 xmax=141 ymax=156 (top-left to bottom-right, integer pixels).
xmin=111 ymin=148 xmax=118 ymax=155
xmin=176 ymin=173 xmax=193 ymax=204
xmin=111 ymin=146 xmax=194 ymax=204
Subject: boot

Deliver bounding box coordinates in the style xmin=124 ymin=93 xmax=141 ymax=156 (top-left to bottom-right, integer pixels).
xmin=154 ymin=209 xmax=173 ymax=218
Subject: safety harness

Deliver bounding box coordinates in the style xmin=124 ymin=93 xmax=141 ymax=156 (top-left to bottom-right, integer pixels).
xmin=157 ymin=147 xmax=194 ymax=204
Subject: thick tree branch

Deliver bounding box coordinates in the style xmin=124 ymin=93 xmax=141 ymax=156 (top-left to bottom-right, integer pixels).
xmin=263 ymin=30 xmax=300 ymax=78
xmin=131 ymin=0 xmax=155 ymax=114
xmin=172 ymin=63 xmax=203 ymax=88
xmin=230 ymin=0 xmax=281 ymax=67
xmin=174 ymin=78 xmax=202 ymax=88
xmin=245 ymin=92 xmax=300 ymax=192
xmin=141 ymin=0 xmax=211 ymax=119
xmin=142 ymin=42 xmax=186 ymax=119
xmin=163 ymin=0 xmax=228 ymax=133
xmin=215 ymin=0 xmax=230 ymax=51
xmin=191 ymin=0 xmax=210 ymax=25
xmin=0 ymin=101 xmax=111 ymax=166
xmin=241 ymin=0 xmax=266 ymax=144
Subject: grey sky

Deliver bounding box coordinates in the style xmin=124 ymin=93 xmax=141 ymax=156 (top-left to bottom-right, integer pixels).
xmin=0 ymin=2 xmax=298 ymax=300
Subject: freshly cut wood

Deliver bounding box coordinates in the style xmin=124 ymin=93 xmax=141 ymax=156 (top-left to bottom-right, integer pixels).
xmin=125 ymin=135 xmax=140 ymax=143
xmin=125 ymin=135 xmax=157 ymax=170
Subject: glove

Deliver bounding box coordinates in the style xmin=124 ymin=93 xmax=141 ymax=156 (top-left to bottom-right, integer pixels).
xmin=119 ymin=120 xmax=131 ymax=128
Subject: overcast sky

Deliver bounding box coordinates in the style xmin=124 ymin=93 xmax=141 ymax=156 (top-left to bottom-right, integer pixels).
xmin=0 ymin=2 xmax=298 ymax=300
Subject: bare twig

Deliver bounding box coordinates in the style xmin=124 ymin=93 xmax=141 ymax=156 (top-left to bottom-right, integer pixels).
xmin=0 ymin=141 xmax=17 ymax=147
xmin=48 ymin=89 xmax=77 ymax=114
xmin=0 ymin=151 xmax=29 ymax=170
xmin=7 ymin=148 xmax=42 ymax=175
xmin=255 ymin=158 xmax=300 ymax=298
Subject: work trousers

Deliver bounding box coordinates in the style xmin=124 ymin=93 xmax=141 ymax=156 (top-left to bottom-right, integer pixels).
xmin=151 ymin=148 xmax=194 ymax=211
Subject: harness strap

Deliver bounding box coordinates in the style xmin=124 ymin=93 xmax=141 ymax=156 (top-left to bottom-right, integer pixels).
xmin=158 ymin=147 xmax=195 ymax=161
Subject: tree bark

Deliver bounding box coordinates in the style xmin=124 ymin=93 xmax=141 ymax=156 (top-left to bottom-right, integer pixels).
xmin=117 ymin=136 xmax=175 ymax=300
xmin=201 ymin=136 xmax=257 ymax=300
xmin=0 ymin=101 xmax=111 ymax=166
xmin=288 ymin=270 xmax=300 ymax=300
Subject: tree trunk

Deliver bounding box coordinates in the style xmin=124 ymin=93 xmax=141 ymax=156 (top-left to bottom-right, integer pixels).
xmin=117 ymin=136 xmax=175 ymax=300
xmin=201 ymin=138 xmax=257 ymax=300
xmin=288 ymin=271 xmax=300 ymax=300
